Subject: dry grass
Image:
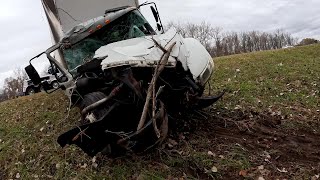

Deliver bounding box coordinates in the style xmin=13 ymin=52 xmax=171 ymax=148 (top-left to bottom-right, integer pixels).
xmin=1 ymin=44 xmax=320 ymax=179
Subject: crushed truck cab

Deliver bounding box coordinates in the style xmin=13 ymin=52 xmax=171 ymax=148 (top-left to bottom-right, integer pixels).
xmin=95 ymin=28 xmax=214 ymax=86
xmin=25 ymin=1 xmax=223 ymax=156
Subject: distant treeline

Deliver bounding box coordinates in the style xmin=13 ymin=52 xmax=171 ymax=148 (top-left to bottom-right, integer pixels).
xmin=167 ymin=22 xmax=298 ymax=57
xmin=0 ymin=68 xmax=26 ymax=102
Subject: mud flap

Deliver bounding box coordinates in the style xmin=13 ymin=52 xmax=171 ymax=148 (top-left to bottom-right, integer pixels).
xmin=57 ymin=121 xmax=122 ymax=157
xmin=193 ymin=91 xmax=225 ymax=109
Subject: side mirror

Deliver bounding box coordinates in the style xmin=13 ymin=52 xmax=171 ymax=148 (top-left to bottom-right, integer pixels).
xmin=25 ymin=64 xmax=41 ymax=85
xmin=150 ymin=6 xmax=159 ymax=22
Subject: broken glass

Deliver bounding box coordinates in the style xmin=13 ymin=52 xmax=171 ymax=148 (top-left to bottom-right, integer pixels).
xmin=63 ymin=10 xmax=155 ymax=73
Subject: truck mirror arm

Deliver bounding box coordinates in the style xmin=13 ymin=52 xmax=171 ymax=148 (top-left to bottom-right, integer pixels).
xmin=45 ymin=44 xmax=73 ymax=83
xmin=29 ymin=52 xmax=45 ymax=63
xmin=42 ymin=44 xmax=74 ymax=92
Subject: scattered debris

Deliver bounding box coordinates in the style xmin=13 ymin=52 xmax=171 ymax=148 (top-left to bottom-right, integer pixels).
xmin=234 ymin=105 xmax=242 ymax=110
xmin=168 ymin=138 xmax=178 ymax=148
xmin=262 ymin=151 xmax=271 ymax=159
xmin=311 ymin=175 xmax=320 ymax=180
xmin=258 ymin=165 xmax=264 ymax=170
xmin=239 ymin=170 xmax=247 ymax=176
xmin=32 ymin=174 xmax=39 ymax=179
xmin=207 ymin=151 xmax=215 ymax=156
xmin=92 ymin=162 xmax=98 ymax=168
xmin=80 ymin=163 xmax=88 ymax=169
xmin=276 ymin=167 xmax=288 ymax=173
xmin=92 ymin=156 xmax=96 ymax=163
xmin=211 ymin=166 xmax=218 ymax=173
xmin=15 ymin=173 xmax=20 ymax=179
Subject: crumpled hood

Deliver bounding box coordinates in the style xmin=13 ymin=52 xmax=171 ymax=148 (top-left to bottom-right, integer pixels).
xmin=94 ymin=28 xmax=183 ymax=68
xmin=94 ymin=28 xmax=212 ymax=81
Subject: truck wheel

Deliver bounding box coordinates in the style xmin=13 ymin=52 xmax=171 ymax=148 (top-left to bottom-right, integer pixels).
xmin=40 ymin=85 xmax=45 ymax=92
xmin=26 ymin=87 xmax=36 ymax=95
xmin=51 ymin=81 xmax=59 ymax=89
xmin=78 ymin=92 xmax=109 ymax=124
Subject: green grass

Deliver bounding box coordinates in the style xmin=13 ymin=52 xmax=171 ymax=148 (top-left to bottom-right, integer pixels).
xmin=1 ymin=44 xmax=320 ymax=179
xmin=210 ymin=44 xmax=320 ymax=119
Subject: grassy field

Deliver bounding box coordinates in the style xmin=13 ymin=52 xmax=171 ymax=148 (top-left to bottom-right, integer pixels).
xmin=0 ymin=44 xmax=319 ymax=179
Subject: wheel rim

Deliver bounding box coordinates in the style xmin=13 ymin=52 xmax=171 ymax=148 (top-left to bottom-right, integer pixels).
xmin=28 ymin=89 xmax=35 ymax=95
xmin=52 ymin=82 xmax=59 ymax=89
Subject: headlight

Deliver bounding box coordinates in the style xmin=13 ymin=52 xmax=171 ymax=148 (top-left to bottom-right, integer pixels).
xmin=199 ymin=59 xmax=214 ymax=86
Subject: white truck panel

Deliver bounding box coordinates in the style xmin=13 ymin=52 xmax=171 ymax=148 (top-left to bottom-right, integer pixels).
xmin=95 ymin=28 xmax=213 ymax=85
xmin=95 ymin=28 xmax=181 ymax=70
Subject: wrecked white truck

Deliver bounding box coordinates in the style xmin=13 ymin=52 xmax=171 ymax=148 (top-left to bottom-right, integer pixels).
xmin=25 ymin=0 xmax=223 ymax=156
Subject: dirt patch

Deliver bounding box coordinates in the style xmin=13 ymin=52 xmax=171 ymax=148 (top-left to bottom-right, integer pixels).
xmin=165 ymin=109 xmax=320 ymax=179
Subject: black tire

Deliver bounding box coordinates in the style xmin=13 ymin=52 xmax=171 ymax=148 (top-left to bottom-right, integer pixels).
xmin=78 ymin=92 xmax=109 ymax=124
xmin=26 ymin=87 xmax=36 ymax=95
xmin=51 ymin=81 xmax=59 ymax=89
xmin=40 ymin=85 xmax=45 ymax=92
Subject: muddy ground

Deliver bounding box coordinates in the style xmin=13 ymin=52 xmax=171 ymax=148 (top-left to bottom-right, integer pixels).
xmin=147 ymin=108 xmax=320 ymax=179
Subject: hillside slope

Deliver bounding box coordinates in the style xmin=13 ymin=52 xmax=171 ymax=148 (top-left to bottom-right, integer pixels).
xmin=1 ymin=44 xmax=320 ymax=179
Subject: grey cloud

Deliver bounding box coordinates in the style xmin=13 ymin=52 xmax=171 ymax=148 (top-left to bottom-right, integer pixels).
xmin=153 ymin=0 xmax=320 ymax=36
xmin=0 ymin=0 xmax=51 ymax=86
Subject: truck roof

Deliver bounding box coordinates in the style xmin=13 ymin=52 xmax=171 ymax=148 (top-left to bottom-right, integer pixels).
xmin=61 ymin=7 xmax=135 ymax=45
xmin=41 ymin=0 xmax=139 ymax=69
xmin=41 ymin=0 xmax=139 ymax=43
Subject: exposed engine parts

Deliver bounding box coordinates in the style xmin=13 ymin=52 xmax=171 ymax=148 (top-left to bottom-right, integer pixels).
xmin=57 ymin=43 xmax=223 ymax=156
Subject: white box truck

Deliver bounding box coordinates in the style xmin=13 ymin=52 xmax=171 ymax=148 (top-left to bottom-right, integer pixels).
xmin=25 ymin=0 xmax=223 ymax=156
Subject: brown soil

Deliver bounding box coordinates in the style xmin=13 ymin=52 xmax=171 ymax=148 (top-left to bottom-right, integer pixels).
xmin=165 ymin=109 xmax=320 ymax=179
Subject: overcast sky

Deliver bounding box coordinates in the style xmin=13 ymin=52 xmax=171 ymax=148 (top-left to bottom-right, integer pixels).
xmin=0 ymin=0 xmax=319 ymax=87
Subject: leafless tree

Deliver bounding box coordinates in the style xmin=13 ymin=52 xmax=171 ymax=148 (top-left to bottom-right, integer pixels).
xmin=165 ymin=22 xmax=296 ymax=57
xmin=2 ymin=67 xmax=28 ymax=99
xmin=298 ymin=38 xmax=319 ymax=46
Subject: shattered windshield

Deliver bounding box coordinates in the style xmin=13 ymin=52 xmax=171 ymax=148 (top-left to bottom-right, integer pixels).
xmin=63 ymin=10 xmax=155 ymax=73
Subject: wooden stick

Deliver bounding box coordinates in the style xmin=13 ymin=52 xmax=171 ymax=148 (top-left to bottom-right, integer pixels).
xmin=152 ymin=76 xmax=160 ymax=138
xmin=151 ymin=38 xmax=167 ymax=53
xmin=137 ymin=42 xmax=176 ymax=131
